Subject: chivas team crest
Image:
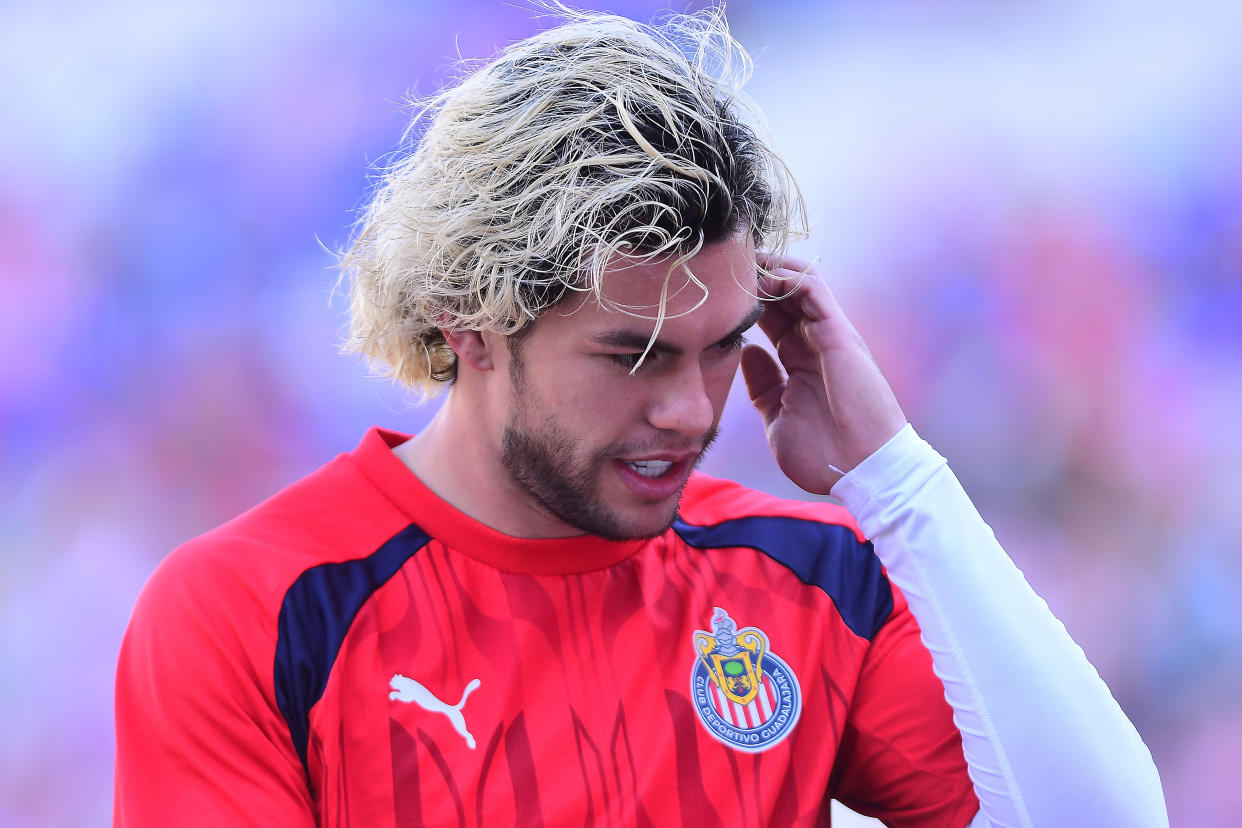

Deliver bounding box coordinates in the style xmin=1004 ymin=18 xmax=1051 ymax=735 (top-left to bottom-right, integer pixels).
xmin=689 ymin=607 xmax=802 ymax=752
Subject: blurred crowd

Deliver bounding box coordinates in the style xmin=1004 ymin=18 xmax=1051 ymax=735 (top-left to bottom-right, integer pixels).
xmin=2 ymin=0 xmax=1239 ymax=825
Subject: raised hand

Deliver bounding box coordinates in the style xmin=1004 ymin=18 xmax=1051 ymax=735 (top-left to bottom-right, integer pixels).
xmin=740 ymin=253 xmax=908 ymax=494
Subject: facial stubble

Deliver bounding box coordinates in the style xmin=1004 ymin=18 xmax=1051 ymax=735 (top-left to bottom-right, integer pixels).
xmin=499 ymin=342 xmax=718 ymax=541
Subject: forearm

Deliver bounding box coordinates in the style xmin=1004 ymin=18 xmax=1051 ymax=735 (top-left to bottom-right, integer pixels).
xmin=832 ymin=425 xmax=1168 ymax=828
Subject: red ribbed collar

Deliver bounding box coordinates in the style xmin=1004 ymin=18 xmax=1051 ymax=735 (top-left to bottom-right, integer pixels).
xmin=348 ymin=427 xmax=648 ymax=575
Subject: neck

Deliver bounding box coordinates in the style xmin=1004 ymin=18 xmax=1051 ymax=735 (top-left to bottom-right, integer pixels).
xmin=394 ymin=390 xmax=583 ymax=539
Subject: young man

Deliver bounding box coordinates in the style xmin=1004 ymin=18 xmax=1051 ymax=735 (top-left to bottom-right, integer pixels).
xmin=115 ymin=8 xmax=1167 ymax=826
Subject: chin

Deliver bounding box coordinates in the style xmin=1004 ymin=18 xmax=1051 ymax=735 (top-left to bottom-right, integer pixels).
xmin=618 ymin=516 xmax=678 ymax=541
xmin=593 ymin=497 xmax=683 ymax=541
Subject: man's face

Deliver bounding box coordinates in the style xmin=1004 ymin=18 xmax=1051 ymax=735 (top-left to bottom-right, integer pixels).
xmin=494 ymin=232 xmax=761 ymax=540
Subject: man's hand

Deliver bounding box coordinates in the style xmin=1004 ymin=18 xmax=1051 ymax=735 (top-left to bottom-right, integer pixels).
xmin=740 ymin=253 xmax=908 ymax=494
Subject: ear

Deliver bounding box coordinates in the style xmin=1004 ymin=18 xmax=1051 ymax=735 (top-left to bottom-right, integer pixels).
xmin=442 ymin=329 xmax=495 ymax=372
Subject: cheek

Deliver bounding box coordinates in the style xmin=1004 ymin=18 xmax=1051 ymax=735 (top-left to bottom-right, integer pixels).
xmin=706 ymin=356 xmax=743 ymax=405
xmin=549 ymin=363 xmax=635 ymax=412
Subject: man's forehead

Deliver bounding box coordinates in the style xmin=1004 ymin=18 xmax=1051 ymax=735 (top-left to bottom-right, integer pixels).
xmin=588 ymin=276 xmax=760 ymax=320
xmin=588 ymin=250 xmax=758 ymax=318
xmin=531 ymin=234 xmax=760 ymax=340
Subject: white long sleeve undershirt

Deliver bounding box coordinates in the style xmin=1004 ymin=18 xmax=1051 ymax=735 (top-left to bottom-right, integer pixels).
xmin=831 ymin=424 xmax=1168 ymax=828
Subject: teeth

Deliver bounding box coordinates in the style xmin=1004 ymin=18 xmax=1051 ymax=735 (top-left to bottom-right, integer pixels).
xmin=626 ymin=459 xmax=674 ymax=478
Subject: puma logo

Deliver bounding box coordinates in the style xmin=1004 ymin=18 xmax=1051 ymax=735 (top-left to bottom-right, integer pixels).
xmin=388 ymin=674 xmax=482 ymax=749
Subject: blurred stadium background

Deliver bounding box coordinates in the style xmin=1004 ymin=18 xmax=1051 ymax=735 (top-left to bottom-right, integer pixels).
xmin=2 ymin=0 xmax=1240 ymax=824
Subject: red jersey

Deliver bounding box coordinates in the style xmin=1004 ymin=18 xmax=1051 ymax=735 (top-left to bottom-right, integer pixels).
xmin=115 ymin=428 xmax=978 ymax=827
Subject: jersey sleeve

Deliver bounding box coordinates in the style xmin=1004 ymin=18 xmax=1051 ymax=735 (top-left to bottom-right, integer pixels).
xmin=114 ymin=539 xmax=316 ymax=827
xmin=833 ymin=425 xmax=1167 ymax=827
xmin=830 ymin=585 xmax=980 ymax=828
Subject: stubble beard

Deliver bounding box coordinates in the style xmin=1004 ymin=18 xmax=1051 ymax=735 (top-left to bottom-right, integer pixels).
xmin=499 ymin=347 xmax=717 ymax=541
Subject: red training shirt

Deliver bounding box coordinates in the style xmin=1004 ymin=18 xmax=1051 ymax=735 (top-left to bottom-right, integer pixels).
xmin=115 ymin=427 xmax=978 ymax=826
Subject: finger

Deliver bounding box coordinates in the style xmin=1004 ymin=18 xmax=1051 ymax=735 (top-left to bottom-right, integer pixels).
xmin=755 ymin=296 xmax=799 ymax=345
xmin=762 ymin=268 xmax=853 ymax=333
xmin=756 ymin=266 xmax=805 ymax=302
xmin=775 ymin=323 xmax=821 ymax=372
xmin=756 ymin=253 xmax=820 ymax=308
xmin=756 ymin=251 xmax=819 ymax=278
xmin=757 ymin=264 xmax=819 ymax=314
xmin=739 ymin=344 xmax=786 ymax=426
xmin=755 ymin=298 xmax=824 ymax=375
xmin=756 ymin=278 xmax=825 ymax=354
xmin=756 ymin=274 xmax=872 ymax=384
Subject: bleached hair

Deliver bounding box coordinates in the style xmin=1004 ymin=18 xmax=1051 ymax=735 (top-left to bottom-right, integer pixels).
xmin=339 ymin=4 xmax=806 ymax=396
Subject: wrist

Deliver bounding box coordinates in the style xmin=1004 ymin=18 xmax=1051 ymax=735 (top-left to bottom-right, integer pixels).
xmin=830 ymin=420 xmax=910 ymax=478
xmin=830 ymin=424 xmax=939 ymax=535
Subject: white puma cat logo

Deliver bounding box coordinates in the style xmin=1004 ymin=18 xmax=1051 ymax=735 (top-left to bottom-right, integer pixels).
xmin=388 ymin=674 xmax=482 ymax=749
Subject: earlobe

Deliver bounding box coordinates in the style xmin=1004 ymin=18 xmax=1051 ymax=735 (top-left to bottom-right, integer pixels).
xmin=443 ymin=329 xmax=494 ymax=371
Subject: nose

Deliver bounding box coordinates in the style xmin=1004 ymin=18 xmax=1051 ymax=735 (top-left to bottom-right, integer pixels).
xmin=645 ymin=362 xmax=716 ymax=439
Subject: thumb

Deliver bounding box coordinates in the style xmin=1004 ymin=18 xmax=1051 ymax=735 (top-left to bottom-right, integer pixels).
xmin=740 ymin=344 xmax=785 ymax=426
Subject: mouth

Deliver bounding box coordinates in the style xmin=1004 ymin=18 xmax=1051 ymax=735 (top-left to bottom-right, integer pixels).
xmin=612 ymin=454 xmax=695 ymax=500
xmin=623 ymin=459 xmax=675 ymax=478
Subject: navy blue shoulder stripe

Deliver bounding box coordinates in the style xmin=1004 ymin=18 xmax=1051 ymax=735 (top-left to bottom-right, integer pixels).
xmin=274 ymin=523 xmax=431 ymax=773
xmin=672 ymin=515 xmax=893 ymax=641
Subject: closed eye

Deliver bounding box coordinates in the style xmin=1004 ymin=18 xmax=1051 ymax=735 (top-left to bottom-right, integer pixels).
xmin=597 ymin=302 xmax=760 ymax=373
xmin=609 ymin=335 xmax=744 ymax=371
xmin=608 ymin=352 xmax=646 ymax=370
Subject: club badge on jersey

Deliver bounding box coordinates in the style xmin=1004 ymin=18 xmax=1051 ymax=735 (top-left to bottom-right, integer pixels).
xmin=689 ymin=607 xmax=802 ymax=753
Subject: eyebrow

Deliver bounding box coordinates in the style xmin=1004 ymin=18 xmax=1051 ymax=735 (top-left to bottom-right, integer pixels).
xmin=591 ymin=301 xmax=765 ymax=355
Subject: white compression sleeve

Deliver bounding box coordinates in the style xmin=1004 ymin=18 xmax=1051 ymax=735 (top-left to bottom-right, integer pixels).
xmin=831 ymin=424 xmax=1168 ymax=828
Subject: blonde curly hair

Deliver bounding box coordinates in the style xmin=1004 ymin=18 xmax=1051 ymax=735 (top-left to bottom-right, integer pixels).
xmin=339 ymin=4 xmax=805 ymax=396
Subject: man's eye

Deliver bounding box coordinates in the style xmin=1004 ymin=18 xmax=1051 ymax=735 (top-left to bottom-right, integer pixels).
xmin=718 ymin=334 xmax=747 ymax=354
xmin=608 ymin=353 xmax=645 ymax=369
